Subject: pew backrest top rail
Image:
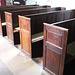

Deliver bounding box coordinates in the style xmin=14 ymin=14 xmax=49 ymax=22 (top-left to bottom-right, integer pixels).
xmin=0 ymin=5 xmax=51 ymax=11
xmin=5 ymin=7 xmax=66 ymax=13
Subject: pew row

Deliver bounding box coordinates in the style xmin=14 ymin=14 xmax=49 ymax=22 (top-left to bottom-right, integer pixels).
xmin=5 ymin=7 xmax=66 ymax=45
xmin=43 ymin=18 xmax=75 ymax=75
xmin=18 ymin=9 xmax=75 ymax=58
xmin=0 ymin=5 xmax=51 ymax=36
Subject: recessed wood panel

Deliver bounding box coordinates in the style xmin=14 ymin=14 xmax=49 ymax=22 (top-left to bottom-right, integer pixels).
xmin=19 ymin=16 xmax=31 ymax=56
xmin=43 ymin=23 xmax=68 ymax=75
xmin=5 ymin=13 xmax=12 ymax=24
xmin=45 ymin=46 xmax=61 ymax=75
xmin=20 ymin=18 xmax=30 ymax=31
xmin=6 ymin=22 xmax=13 ymax=43
xmin=47 ymin=30 xmax=62 ymax=47
xmin=21 ymin=31 xmax=30 ymax=54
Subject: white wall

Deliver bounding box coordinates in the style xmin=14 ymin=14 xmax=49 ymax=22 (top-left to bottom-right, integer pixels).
xmin=26 ymin=0 xmax=75 ymax=9
xmin=49 ymin=0 xmax=75 ymax=9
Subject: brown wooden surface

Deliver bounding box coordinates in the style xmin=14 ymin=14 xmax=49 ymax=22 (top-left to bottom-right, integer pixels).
xmin=5 ymin=12 xmax=14 ymax=44
xmin=19 ymin=9 xmax=75 ymax=59
xmin=43 ymin=18 xmax=75 ymax=75
xmin=0 ymin=5 xmax=51 ymax=36
xmin=43 ymin=23 xmax=68 ymax=75
xmin=19 ymin=16 xmax=31 ymax=57
xmin=5 ymin=7 xmax=65 ymax=45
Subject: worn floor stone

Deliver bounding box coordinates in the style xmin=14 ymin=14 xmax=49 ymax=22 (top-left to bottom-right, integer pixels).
xmin=0 ymin=35 xmax=50 ymax=75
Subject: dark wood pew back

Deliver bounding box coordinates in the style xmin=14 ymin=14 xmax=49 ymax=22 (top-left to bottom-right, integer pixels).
xmin=1 ymin=5 xmax=51 ymax=22
xmin=9 ymin=7 xmax=66 ymax=28
xmin=24 ymin=9 xmax=75 ymax=35
xmin=0 ymin=5 xmax=32 ymax=9
xmin=43 ymin=18 xmax=75 ymax=75
xmin=0 ymin=5 xmax=51 ymax=11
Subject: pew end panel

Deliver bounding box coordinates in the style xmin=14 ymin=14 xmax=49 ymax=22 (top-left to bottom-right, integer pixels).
xmin=43 ymin=23 xmax=68 ymax=75
xmin=5 ymin=12 xmax=20 ymax=45
xmin=19 ymin=16 xmax=32 ymax=57
xmin=5 ymin=12 xmax=14 ymax=44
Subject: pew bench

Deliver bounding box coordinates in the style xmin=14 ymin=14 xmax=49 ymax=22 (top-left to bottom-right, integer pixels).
xmin=18 ymin=8 xmax=75 ymax=59
xmin=5 ymin=7 xmax=65 ymax=45
xmin=43 ymin=18 xmax=75 ymax=75
xmin=19 ymin=9 xmax=74 ymax=58
xmin=0 ymin=5 xmax=51 ymax=36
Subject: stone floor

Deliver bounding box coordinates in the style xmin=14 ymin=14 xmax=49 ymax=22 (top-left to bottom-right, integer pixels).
xmin=0 ymin=35 xmax=50 ymax=75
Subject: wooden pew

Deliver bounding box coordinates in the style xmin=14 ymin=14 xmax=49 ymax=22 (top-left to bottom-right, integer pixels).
xmin=18 ymin=9 xmax=65 ymax=58
xmin=18 ymin=9 xmax=75 ymax=58
xmin=43 ymin=18 xmax=75 ymax=75
xmin=0 ymin=5 xmax=51 ymax=36
xmin=5 ymin=7 xmax=66 ymax=45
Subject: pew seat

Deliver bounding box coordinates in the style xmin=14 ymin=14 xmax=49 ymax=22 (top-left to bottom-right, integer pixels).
xmin=32 ymin=32 xmax=43 ymax=43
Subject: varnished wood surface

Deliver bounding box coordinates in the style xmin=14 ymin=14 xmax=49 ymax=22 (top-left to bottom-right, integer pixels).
xmin=18 ymin=7 xmax=66 ymax=57
xmin=43 ymin=18 xmax=75 ymax=75
xmin=19 ymin=9 xmax=75 ymax=69
xmin=0 ymin=5 xmax=51 ymax=36
xmin=5 ymin=7 xmax=65 ymax=45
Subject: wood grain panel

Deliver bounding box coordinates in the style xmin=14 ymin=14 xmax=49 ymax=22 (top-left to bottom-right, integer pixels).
xmin=43 ymin=23 xmax=68 ymax=75
xmin=19 ymin=16 xmax=31 ymax=57
xmin=6 ymin=22 xmax=14 ymax=44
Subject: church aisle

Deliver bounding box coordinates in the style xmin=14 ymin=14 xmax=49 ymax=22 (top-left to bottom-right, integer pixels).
xmin=0 ymin=35 xmax=49 ymax=75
